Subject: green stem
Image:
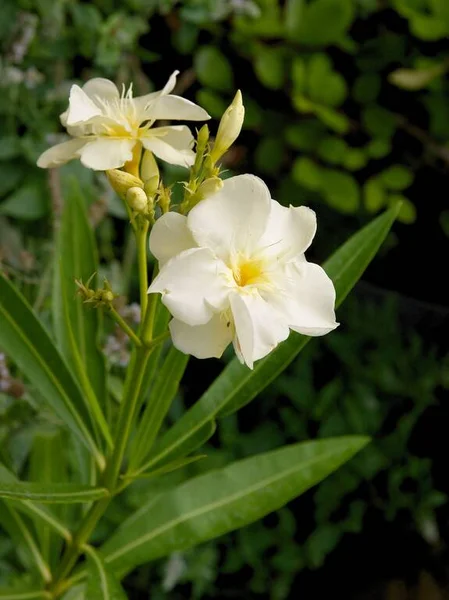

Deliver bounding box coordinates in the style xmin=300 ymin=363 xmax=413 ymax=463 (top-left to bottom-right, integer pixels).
xmin=104 ymin=346 xmax=152 ymax=488
xmin=136 ymin=224 xmax=149 ymax=320
xmin=50 ymin=346 xmax=152 ymax=597
xmin=107 ymin=306 xmax=142 ymax=347
xmin=50 ymin=498 xmax=109 ymax=595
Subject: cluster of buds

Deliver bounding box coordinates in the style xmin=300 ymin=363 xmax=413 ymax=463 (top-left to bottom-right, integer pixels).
xmin=75 ymin=275 xmax=118 ymax=309
xmin=180 ymin=91 xmax=244 ymax=214
xmin=106 ymin=150 xmax=161 ymax=223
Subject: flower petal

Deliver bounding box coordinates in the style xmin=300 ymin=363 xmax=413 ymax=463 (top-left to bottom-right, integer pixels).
xmin=142 ymin=125 xmax=195 ymax=167
xmin=149 ymin=212 xmax=197 ymax=266
xmin=65 ymin=85 xmax=102 ymax=126
xmin=188 ymin=174 xmax=271 ymax=262
xmin=78 ymin=138 xmax=135 ymax=170
xmin=230 ymin=291 xmax=290 ymax=369
xmin=145 ymin=95 xmax=210 ymax=121
xmin=132 ymin=70 xmax=180 ymax=117
xmin=148 ymin=247 xmax=231 ymax=326
xmin=82 ymin=78 xmax=119 ymax=105
xmin=37 ymin=138 xmax=87 ymax=168
xmin=265 ymin=260 xmax=338 ymax=336
xmin=169 ymin=314 xmax=232 ymax=359
xmin=258 ymin=203 xmax=317 ymax=262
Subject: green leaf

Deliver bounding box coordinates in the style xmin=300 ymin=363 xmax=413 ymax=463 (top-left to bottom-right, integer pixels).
xmin=86 ymin=547 xmax=127 ymax=600
xmin=0 ymin=590 xmax=49 ymax=600
xmin=364 ymin=178 xmax=386 ymax=213
xmin=295 ymin=0 xmax=354 ymax=46
xmin=128 ymin=347 xmax=189 ymax=472
xmin=343 ymin=149 xmax=367 ymax=171
xmin=284 ymin=0 xmax=305 ymax=39
xmin=0 ymin=137 xmax=21 ymax=160
xmin=102 ymin=437 xmax=369 ymax=575
xmin=379 ymin=165 xmax=413 ymax=190
xmin=0 ymin=182 xmax=48 ymax=220
xmin=0 ymin=273 xmax=101 ymax=460
xmin=29 ymin=429 xmax=67 ymax=564
xmin=254 ymin=138 xmax=284 ymax=175
xmin=254 ymin=46 xmax=286 ymax=90
xmin=195 ymin=46 xmax=233 ymax=92
xmin=362 ymin=105 xmax=396 ymax=139
xmin=307 ymin=54 xmax=347 ymax=106
xmin=366 ymin=138 xmax=391 ymax=159
xmin=195 ymin=90 xmax=227 ymax=119
xmin=0 ymin=482 xmax=108 ymax=503
xmin=352 ymin=73 xmax=381 ymax=104
xmin=285 ymin=121 xmax=325 ymax=151
xmin=142 ymin=206 xmax=399 ymax=465
xmin=291 ymin=157 xmax=322 ymax=190
xmin=316 ymin=137 xmax=347 ymax=164
xmin=321 ymin=169 xmax=360 ymax=213
xmin=0 ymin=501 xmax=51 ymax=583
xmin=389 ymin=194 xmax=416 ymax=224
xmin=0 ymin=462 xmax=71 ymax=541
xmin=53 ymin=178 xmax=108 ymax=417
xmin=141 ymin=420 xmax=216 ymax=474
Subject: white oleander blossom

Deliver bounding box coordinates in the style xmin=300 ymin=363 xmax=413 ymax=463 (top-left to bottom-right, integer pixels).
xmin=148 ymin=174 xmax=338 ymax=369
xmin=37 ymin=71 xmax=210 ymax=171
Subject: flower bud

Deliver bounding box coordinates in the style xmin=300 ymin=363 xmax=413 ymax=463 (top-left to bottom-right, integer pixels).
xmin=141 ymin=150 xmax=160 ymax=186
xmin=106 ymin=169 xmax=143 ymax=200
xmin=126 ymin=187 xmax=148 ymax=212
xmin=144 ymin=176 xmax=160 ymax=197
xmin=210 ymin=90 xmax=244 ymax=163
xmin=197 ymin=124 xmax=210 ymax=151
xmin=197 ymin=177 xmax=223 ymax=200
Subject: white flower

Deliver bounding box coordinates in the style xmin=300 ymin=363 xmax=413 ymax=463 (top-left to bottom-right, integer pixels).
xmin=148 ymin=174 xmax=338 ymax=369
xmin=37 ymin=71 xmax=210 ymax=171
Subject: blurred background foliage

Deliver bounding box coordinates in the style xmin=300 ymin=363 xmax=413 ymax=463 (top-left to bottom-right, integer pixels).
xmin=1 ymin=0 xmax=449 ymax=597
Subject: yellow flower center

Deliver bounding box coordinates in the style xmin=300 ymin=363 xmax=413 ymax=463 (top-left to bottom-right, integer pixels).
xmin=232 ymin=257 xmax=266 ymax=287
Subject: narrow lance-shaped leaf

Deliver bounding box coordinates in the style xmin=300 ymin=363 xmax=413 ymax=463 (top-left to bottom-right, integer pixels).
xmin=0 ymin=501 xmax=52 ymax=584
xmin=0 ymin=461 xmax=71 ymax=541
xmin=101 ymin=436 xmax=369 ymax=576
xmin=85 ymin=546 xmax=127 ymax=600
xmin=29 ymin=429 xmax=68 ymax=566
xmin=0 ymin=272 xmax=101 ymax=460
xmin=0 ymin=481 xmax=109 ymax=503
xmin=144 ymin=205 xmax=400 ymax=469
xmin=53 ymin=178 xmax=111 ymax=448
xmin=0 ymin=589 xmax=51 ymax=599
xmin=128 ymin=346 xmax=189 ymax=472
xmin=53 ymin=177 xmax=107 ymax=410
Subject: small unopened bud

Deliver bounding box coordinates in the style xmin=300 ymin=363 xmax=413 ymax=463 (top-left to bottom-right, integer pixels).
xmin=196 ymin=124 xmax=210 ymax=155
xmin=158 ymin=185 xmax=171 ymax=214
xmin=126 ymin=187 xmax=148 ymax=212
xmin=141 ymin=150 xmax=160 ymax=185
xmin=197 ymin=177 xmax=223 ymax=200
xmin=210 ymin=90 xmax=244 ymax=163
xmin=144 ymin=176 xmax=159 ymax=197
xmin=106 ymin=169 xmax=143 ymax=199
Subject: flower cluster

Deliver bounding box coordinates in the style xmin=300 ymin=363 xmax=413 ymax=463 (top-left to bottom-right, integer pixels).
xmin=37 ymin=71 xmax=209 ymax=171
xmin=38 ymin=71 xmax=338 ymax=368
xmin=148 ymin=175 xmax=338 ymax=368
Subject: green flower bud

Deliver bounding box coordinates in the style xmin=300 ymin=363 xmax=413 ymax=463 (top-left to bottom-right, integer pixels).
xmin=106 ymin=169 xmax=143 ymax=200
xmin=210 ymin=90 xmax=244 ymax=163
xmin=126 ymin=187 xmax=148 ymax=212
xmin=141 ymin=150 xmax=160 ymax=186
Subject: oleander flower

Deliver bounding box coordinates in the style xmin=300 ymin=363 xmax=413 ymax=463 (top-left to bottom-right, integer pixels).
xmin=37 ymin=71 xmax=210 ymax=171
xmin=148 ymin=174 xmax=338 ymax=369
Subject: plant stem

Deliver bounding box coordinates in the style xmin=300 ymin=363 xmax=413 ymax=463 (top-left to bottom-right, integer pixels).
xmin=107 ymin=306 xmax=142 ymax=347
xmin=136 ymin=224 xmax=149 ymax=320
xmin=50 ymin=346 xmax=152 ymax=597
